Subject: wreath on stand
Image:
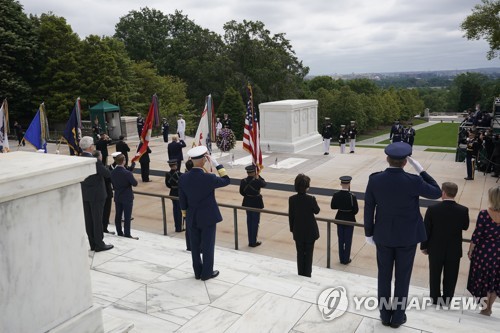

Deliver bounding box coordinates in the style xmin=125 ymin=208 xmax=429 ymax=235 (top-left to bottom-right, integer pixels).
xmin=216 ymin=128 xmax=236 ymax=152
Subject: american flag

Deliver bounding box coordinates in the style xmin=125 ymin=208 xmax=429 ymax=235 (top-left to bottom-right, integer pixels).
xmin=243 ymin=84 xmax=263 ymax=172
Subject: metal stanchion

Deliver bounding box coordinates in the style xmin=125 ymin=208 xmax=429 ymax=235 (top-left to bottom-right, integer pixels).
xmin=161 ymin=197 xmax=167 ymax=235
xmin=234 ymin=208 xmax=238 ymax=250
xmin=327 ymin=222 xmax=331 ymax=269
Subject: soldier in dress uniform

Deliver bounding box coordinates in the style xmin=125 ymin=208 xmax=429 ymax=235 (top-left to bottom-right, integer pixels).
xmin=331 ymin=176 xmax=358 ymax=265
xmin=179 ymin=146 xmax=230 ymax=281
xmin=348 ymin=121 xmax=358 ymax=153
xmin=240 ymin=165 xmax=267 ymax=247
xmin=338 ymin=125 xmax=347 ymax=153
xmin=136 ymin=113 xmax=144 ymax=137
xmin=464 ymin=131 xmax=482 ymax=180
xmin=403 ymin=123 xmax=416 ymax=147
xmin=162 ymin=118 xmax=169 ymax=143
xmin=364 ymin=142 xmax=441 ymax=328
xmin=177 ymin=114 xmax=186 ymax=141
xmin=321 ymin=117 xmax=333 ymax=155
xmin=390 ymin=120 xmax=403 ymax=143
xmin=165 ymin=159 xmax=183 ymax=232
xmin=222 ymin=113 xmax=232 ymax=129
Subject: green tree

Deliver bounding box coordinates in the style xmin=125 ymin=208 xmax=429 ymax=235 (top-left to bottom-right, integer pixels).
xmin=397 ymin=89 xmax=424 ymax=120
xmin=418 ymin=88 xmax=450 ymax=113
xmin=380 ymin=89 xmax=401 ymax=124
xmin=0 ymin=0 xmax=37 ymax=120
xmin=347 ymin=78 xmax=380 ymax=95
xmin=448 ymin=72 xmax=487 ymax=112
xmin=217 ymin=87 xmax=246 ymax=139
xmin=30 ymin=13 xmax=82 ymax=122
xmin=306 ymin=76 xmax=343 ymax=93
xmin=223 ymin=20 xmax=309 ymax=105
xmin=461 ymin=0 xmax=500 ymax=60
xmin=330 ymin=86 xmax=365 ymax=135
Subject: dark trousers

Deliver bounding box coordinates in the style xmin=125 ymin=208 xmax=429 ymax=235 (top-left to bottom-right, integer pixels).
xmin=429 ymin=255 xmax=460 ymax=305
xmin=115 ymin=201 xmax=133 ymax=237
xmin=337 ymin=225 xmax=354 ymax=264
xmin=295 ymin=241 xmax=315 ymax=277
xmin=246 ymin=211 xmax=260 ymax=245
xmin=140 ymin=161 xmax=150 ymax=181
xmin=392 ymin=135 xmax=402 ymax=143
xmin=376 ymin=244 xmax=417 ymax=324
xmin=83 ymin=200 xmax=105 ymax=250
xmin=189 ymin=223 xmax=216 ymax=279
xmin=172 ymin=199 xmax=182 ymax=231
xmin=466 ymin=155 xmax=475 ymax=179
xmin=185 ymin=219 xmax=191 ymax=251
xmin=102 ymin=194 xmax=112 ymax=231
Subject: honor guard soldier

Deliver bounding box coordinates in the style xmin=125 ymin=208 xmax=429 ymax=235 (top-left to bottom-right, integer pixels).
xmin=331 ymin=176 xmax=358 ymax=264
xmin=390 ymin=120 xmax=403 ymax=143
xmin=165 ymin=159 xmax=183 ymax=232
xmin=222 ymin=113 xmax=232 ymax=129
xmin=348 ymin=121 xmax=358 ymax=153
xmin=403 ymin=123 xmax=416 ymax=146
xmin=179 ymin=145 xmax=230 ymax=281
xmin=321 ymin=117 xmax=333 ymax=155
xmin=136 ymin=113 xmax=144 ymax=137
xmin=339 ymin=125 xmax=347 ymax=153
xmin=240 ymin=165 xmax=267 ymax=247
xmin=177 ymin=114 xmax=186 ymax=141
xmin=464 ymin=131 xmax=482 ymax=180
xmin=162 ymin=118 xmax=170 ymax=143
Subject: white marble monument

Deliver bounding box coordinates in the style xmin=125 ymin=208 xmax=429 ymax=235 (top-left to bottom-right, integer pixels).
xmin=0 ymin=152 xmax=104 ymax=333
xmin=259 ymin=100 xmax=322 ymax=153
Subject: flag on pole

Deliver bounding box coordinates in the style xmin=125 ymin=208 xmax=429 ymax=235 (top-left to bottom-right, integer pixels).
xmin=0 ymin=99 xmax=9 ymax=152
xmin=62 ymin=98 xmax=82 ymax=155
xmin=131 ymin=94 xmax=159 ymax=163
xmin=23 ymin=103 xmax=50 ymax=152
xmin=193 ymin=94 xmax=216 ymax=151
xmin=242 ymin=83 xmax=263 ymax=172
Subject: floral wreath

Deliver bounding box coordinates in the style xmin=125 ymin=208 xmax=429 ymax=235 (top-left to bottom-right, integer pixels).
xmin=216 ymin=128 xmax=236 ymax=152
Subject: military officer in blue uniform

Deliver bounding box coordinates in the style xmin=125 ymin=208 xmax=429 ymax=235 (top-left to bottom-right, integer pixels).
xmin=321 ymin=117 xmax=333 ymax=155
xmin=179 ymin=146 xmax=230 ymax=281
xmin=364 ymin=142 xmax=441 ymax=328
xmin=165 ymin=159 xmax=183 ymax=232
xmin=390 ymin=120 xmax=403 ymax=143
xmin=403 ymin=123 xmax=416 ymax=146
xmin=331 ymin=176 xmax=358 ymax=265
xmin=240 ymin=165 xmax=267 ymax=247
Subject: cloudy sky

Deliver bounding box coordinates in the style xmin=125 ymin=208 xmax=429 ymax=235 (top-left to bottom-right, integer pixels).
xmin=18 ymin=0 xmax=499 ymax=75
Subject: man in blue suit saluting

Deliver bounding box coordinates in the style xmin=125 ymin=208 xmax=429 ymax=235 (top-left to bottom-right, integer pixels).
xmin=179 ymin=145 xmax=230 ymax=281
xmin=364 ymin=142 xmax=441 ymax=328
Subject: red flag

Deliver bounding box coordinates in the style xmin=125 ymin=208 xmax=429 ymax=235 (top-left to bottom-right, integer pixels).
xmin=242 ymin=84 xmax=263 ymax=172
xmin=132 ymin=95 xmax=159 ymax=163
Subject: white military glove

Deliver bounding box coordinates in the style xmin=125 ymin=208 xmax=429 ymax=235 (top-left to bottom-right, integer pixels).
xmin=407 ymin=156 xmax=424 ymax=173
xmin=365 ymin=236 xmax=375 ymax=246
xmin=208 ymin=155 xmax=220 ymax=167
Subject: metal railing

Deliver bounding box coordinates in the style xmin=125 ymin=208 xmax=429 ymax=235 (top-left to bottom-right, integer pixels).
xmin=133 ymin=190 xmax=471 ymax=269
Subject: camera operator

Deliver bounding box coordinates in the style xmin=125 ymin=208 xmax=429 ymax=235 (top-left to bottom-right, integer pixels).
xmin=490 ymin=133 xmax=500 ymax=177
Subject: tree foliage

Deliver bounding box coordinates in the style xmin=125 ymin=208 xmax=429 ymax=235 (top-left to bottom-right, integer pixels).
xmin=217 ymin=87 xmax=246 ymax=139
xmin=461 ymin=0 xmax=500 ymax=60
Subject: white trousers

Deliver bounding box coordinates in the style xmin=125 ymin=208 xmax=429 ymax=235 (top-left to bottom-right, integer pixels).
xmin=178 ymin=131 xmax=185 ymax=141
xmin=323 ymin=138 xmax=331 ymax=153
xmin=340 ymin=143 xmax=346 ymax=154
xmin=350 ymin=139 xmax=356 ymax=152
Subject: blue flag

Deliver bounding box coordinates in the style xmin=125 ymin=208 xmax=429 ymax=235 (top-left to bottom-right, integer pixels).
xmin=62 ymin=99 xmax=82 ymax=155
xmin=23 ymin=103 xmax=49 ymax=152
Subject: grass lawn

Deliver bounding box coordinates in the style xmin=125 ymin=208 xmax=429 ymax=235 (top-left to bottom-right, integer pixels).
xmin=378 ymin=123 xmax=460 ymax=147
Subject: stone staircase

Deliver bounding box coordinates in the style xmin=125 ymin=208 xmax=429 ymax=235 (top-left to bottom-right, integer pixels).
xmin=89 ymin=228 xmax=500 ymax=333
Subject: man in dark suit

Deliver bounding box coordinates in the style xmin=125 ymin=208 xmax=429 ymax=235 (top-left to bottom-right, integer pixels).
xmin=162 ymin=118 xmax=170 ymax=143
xmin=136 ymin=113 xmax=144 ymax=137
xmin=116 ymin=135 xmax=130 ymax=167
xmin=420 ymin=182 xmax=469 ymax=306
xmin=240 ymin=165 xmax=267 ymax=247
xmin=165 ymin=159 xmax=183 ymax=232
xmin=95 ymin=133 xmax=112 ymax=166
xmin=364 ymin=142 xmax=441 ymax=328
xmin=331 ymin=176 xmax=358 ymax=265
xmin=179 ymin=146 xmax=230 ymax=281
xmin=168 ymin=134 xmax=186 ymax=170
xmin=111 ymin=153 xmax=139 ymax=239
xmin=79 ymin=136 xmax=113 ymax=252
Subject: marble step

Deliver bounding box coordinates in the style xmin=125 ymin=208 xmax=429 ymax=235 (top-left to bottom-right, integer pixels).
xmin=102 ymin=312 xmax=134 ymax=333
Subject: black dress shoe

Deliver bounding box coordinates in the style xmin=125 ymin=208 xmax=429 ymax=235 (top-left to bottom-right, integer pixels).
xmin=249 ymin=241 xmax=262 ymax=247
xmin=95 ymin=244 xmax=114 ymax=252
xmin=201 ymin=270 xmax=219 ymax=281
xmin=103 ymin=230 xmax=116 ymax=235
xmin=464 ymin=177 xmax=473 ymax=180
xmin=390 ymin=315 xmax=407 ymax=328
xmin=123 ymin=235 xmax=139 ymax=240
xmin=341 ymin=259 xmax=352 ymax=265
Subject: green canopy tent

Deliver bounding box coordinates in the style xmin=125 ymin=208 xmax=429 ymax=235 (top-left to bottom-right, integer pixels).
xmin=89 ymin=101 xmax=122 ymax=140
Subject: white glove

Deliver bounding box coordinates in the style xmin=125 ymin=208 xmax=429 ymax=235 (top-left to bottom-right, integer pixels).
xmin=208 ymin=155 xmax=220 ymax=167
xmin=407 ymin=156 xmax=424 ymax=173
xmin=365 ymin=236 xmax=375 ymax=246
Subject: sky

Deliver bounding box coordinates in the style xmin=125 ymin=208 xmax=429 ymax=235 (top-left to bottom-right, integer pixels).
xmin=18 ymin=0 xmax=499 ymax=75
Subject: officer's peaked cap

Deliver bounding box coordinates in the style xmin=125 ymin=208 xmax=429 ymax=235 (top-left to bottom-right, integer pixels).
xmin=384 ymin=142 xmax=412 ymax=160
